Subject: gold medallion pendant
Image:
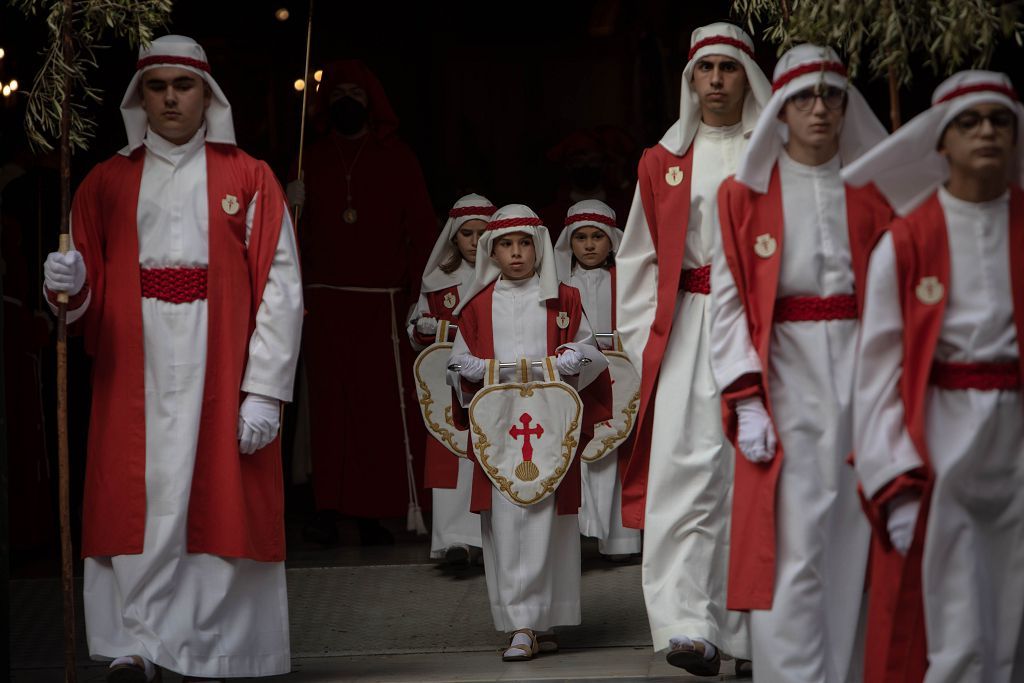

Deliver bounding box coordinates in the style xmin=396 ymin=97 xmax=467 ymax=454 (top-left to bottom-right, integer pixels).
xmin=343 ymin=207 xmax=358 ymax=224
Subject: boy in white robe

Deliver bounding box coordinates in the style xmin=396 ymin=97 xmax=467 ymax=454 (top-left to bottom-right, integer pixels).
xmin=42 ymin=35 xmax=302 ymax=682
xmin=711 ymin=44 xmax=890 ymax=683
xmin=616 ymin=21 xmax=770 ymax=676
xmin=407 ymin=194 xmax=494 ymax=564
xmin=446 ymin=204 xmax=610 ymax=661
xmin=844 ymin=70 xmax=1024 ymax=683
xmin=552 ymin=199 xmax=641 ymax=560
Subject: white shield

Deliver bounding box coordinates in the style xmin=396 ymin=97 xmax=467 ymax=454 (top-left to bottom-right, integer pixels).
xmin=469 ymin=357 xmax=583 ymax=506
xmin=413 ymin=321 xmax=468 ymax=457
xmin=580 ymin=350 xmax=640 ymax=462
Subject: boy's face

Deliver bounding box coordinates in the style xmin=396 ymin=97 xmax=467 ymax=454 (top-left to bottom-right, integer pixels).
xmin=779 ymin=84 xmax=845 ymax=153
xmin=939 ymin=102 xmax=1017 ymax=179
xmin=140 ymin=66 xmax=211 ymax=145
xmin=571 ymin=226 xmax=611 ymax=269
xmin=454 ymin=219 xmax=487 ymax=264
xmin=491 ymin=231 xmax=537 ymax=280
xmin=691 ymin=55 xmax=748 ymax=122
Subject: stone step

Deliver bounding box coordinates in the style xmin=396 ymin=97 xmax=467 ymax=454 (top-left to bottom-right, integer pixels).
xmin=12 ymin=649 xmax=747 ymax=682
xmin=11 ymin=559 xmax=653 ymax=670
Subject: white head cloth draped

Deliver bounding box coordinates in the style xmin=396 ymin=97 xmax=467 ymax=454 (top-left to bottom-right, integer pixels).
xmin=735 ymin=44 xmax=888 ymax=193
xmin=119 ymin=34 xmax=236 ymax=155
xmin=420 ymin=193 xmax=497 ymax=293
xmin=553 ymin=199 xmax=623 ymax=282
xmin=843 ymin=70 xmax=1024 ymax=216
xmin=453 ymin=204 xmax=559 ymax=315
xmin=659 ymin=22 xmax=773 ymax=155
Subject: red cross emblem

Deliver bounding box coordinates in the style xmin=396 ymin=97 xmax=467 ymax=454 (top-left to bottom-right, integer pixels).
xmin=509 ymin=412 xmax=544 ymax=460
xmin=510 ymin=412 xmax=544 ymax=481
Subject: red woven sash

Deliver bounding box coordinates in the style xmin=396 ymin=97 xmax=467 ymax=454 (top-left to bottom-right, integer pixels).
xmin=774 ymin=294 xmax=857 ymax=323
xmin=679 ymin=264 xmax=711 ymax=295
xmin=929 ymin=360 xmax=1021 ymax=391
xmin=140 ymin=267 xmax=208 ymax=304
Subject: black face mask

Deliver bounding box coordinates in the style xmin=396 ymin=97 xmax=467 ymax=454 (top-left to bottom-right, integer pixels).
xmin=330 ymin=97 xmax=369 ymax=135
xmin=569 ymin=165 xmax=603 ymax=192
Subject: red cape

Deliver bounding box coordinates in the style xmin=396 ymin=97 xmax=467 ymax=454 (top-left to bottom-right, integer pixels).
xmin=716 ymin=168 xmax=893 ymax=609
xmin=859 ymin=187 xmax=1024 ymax=682
xmin=620 ymin=143 xmax=695 ymax=529
xmin=72 ymin=143 xmax=289 ymax=561
xmin=452 ymin=282 xmax=613 ymax=514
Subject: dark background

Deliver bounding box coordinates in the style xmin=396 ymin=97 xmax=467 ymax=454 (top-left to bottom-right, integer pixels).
xmin=1 ymin=0 xmax=1023 ymax=578
xmin=4 ymin=1 xmax=1024 ymax=225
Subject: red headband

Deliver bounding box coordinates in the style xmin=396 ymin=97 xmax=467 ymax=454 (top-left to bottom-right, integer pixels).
xmin=772 ymin=61 xmax=847 ymax=93
xmin=136 ymin=55 xmax=211 ymax=73
xmin=935 ymin=82 xmax=1019 ymax=105
xmin=449 ymin=205 xmax=497 ymax=219
xmin=688 ymin=36 xmax=754 ymax=61
xmin=486 ymin=217 xmax=544 ymax=232
xmin=565 ymin=212 xmax=616 ymax=228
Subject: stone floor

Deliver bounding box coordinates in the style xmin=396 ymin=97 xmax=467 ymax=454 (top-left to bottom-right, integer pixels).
xmin=11 ymin=514 xmax=748 ymax=681
xmin=11 ymin=648 xmax=746 ymax=682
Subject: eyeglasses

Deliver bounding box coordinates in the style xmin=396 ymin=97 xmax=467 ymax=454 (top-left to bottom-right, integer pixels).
xmin=949 ymin=109 xmax=1016 ymax=134
xmin=786 ymin=86 xmax=846 ymax=112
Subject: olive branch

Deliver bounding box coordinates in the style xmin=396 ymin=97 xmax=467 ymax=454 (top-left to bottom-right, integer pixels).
xmin=11 ymin=0 xmax=173 ymax=152
xmin=732 ymin=0 xmax=1023 ymax=85
xmin=731 ymin=1 xmax=1023 ymax=127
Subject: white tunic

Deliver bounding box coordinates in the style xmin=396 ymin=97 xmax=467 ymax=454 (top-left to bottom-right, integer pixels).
xmin=855 ymin=188 xmax=1024 ymax=683
xmin=407 ymin=260 xmax=481 ymax=558
xmin=569 ymin=266 xmax=642 ymax=555
xmin=618 ymin=121 xmax=749 ymax=655
xmin=78 ymin=128 xmax=303 ymax=678
xmin=711 ymin=151 xmax=869 ymax=683
xmin=448 ymin=274 xmax=606 ymax=632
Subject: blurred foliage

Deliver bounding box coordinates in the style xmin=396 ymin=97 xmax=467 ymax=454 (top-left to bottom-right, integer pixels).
xmin=731 ymin=0 xmax=1024 ymax=86
xmin=11 ymin=0 xmax=173 ymax=152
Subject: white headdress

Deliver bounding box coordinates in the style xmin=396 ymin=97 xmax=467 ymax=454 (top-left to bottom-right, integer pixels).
xmin=453 ymin=204 xmax=559 ymax=315
xmin=119 ymin=34 xmax=235 ymax=155
xmin=659 ymin=22 xmax=773 ymax=155
xmin=735 ymin=44 xmax=888 ymax=193
xmin=553 ymin=199 xmax=623 ymax=282
xmin=843 ymin=70 xmax=1024 ymax=215
xmin=420 ymin=194 xmax=497 ymax=293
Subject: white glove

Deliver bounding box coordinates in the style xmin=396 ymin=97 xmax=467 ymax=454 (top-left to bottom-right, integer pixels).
xmin=555 ymin=347 xmax=584 ymax=376
xmin=452 ymin=353 xmax=485 ymax=383
xmin=286 ymin=178 xmax=305 ymax=207
xmin=735 ymin=397 xmax=777 ymax=463
xmin=886 ymin=495 xmax=921 ymax=555
xmin=237 ymin=393 xmax=281 ymax=455
xmin=415 ymin=316 xmax=438 ymax=335
xmin=44 ymin=250 xmax=86 ymax=296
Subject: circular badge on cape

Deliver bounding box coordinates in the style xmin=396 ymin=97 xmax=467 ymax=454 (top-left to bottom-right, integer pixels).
xmin=754 ymin=233 xmax=777 ymax=259
xmin=665 ymin=166 xmax=684 ymax=187
xmin=915 ymin=276 xmax=945 ymax=305
xmin=221 ymin=194 xmax=240 ymax=215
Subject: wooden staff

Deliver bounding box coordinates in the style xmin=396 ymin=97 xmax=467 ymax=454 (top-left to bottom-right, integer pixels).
xmin=292 ymin=0 xmax=315 ymax=225
xmin=56 ymin=0 xmax=78 ymax=680
xmin=888 ymin=64 xmax=902 ymax=131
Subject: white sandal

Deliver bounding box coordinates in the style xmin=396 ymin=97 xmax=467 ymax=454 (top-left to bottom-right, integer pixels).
xmin=502 ymin=628 xmax=539 ymax=661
